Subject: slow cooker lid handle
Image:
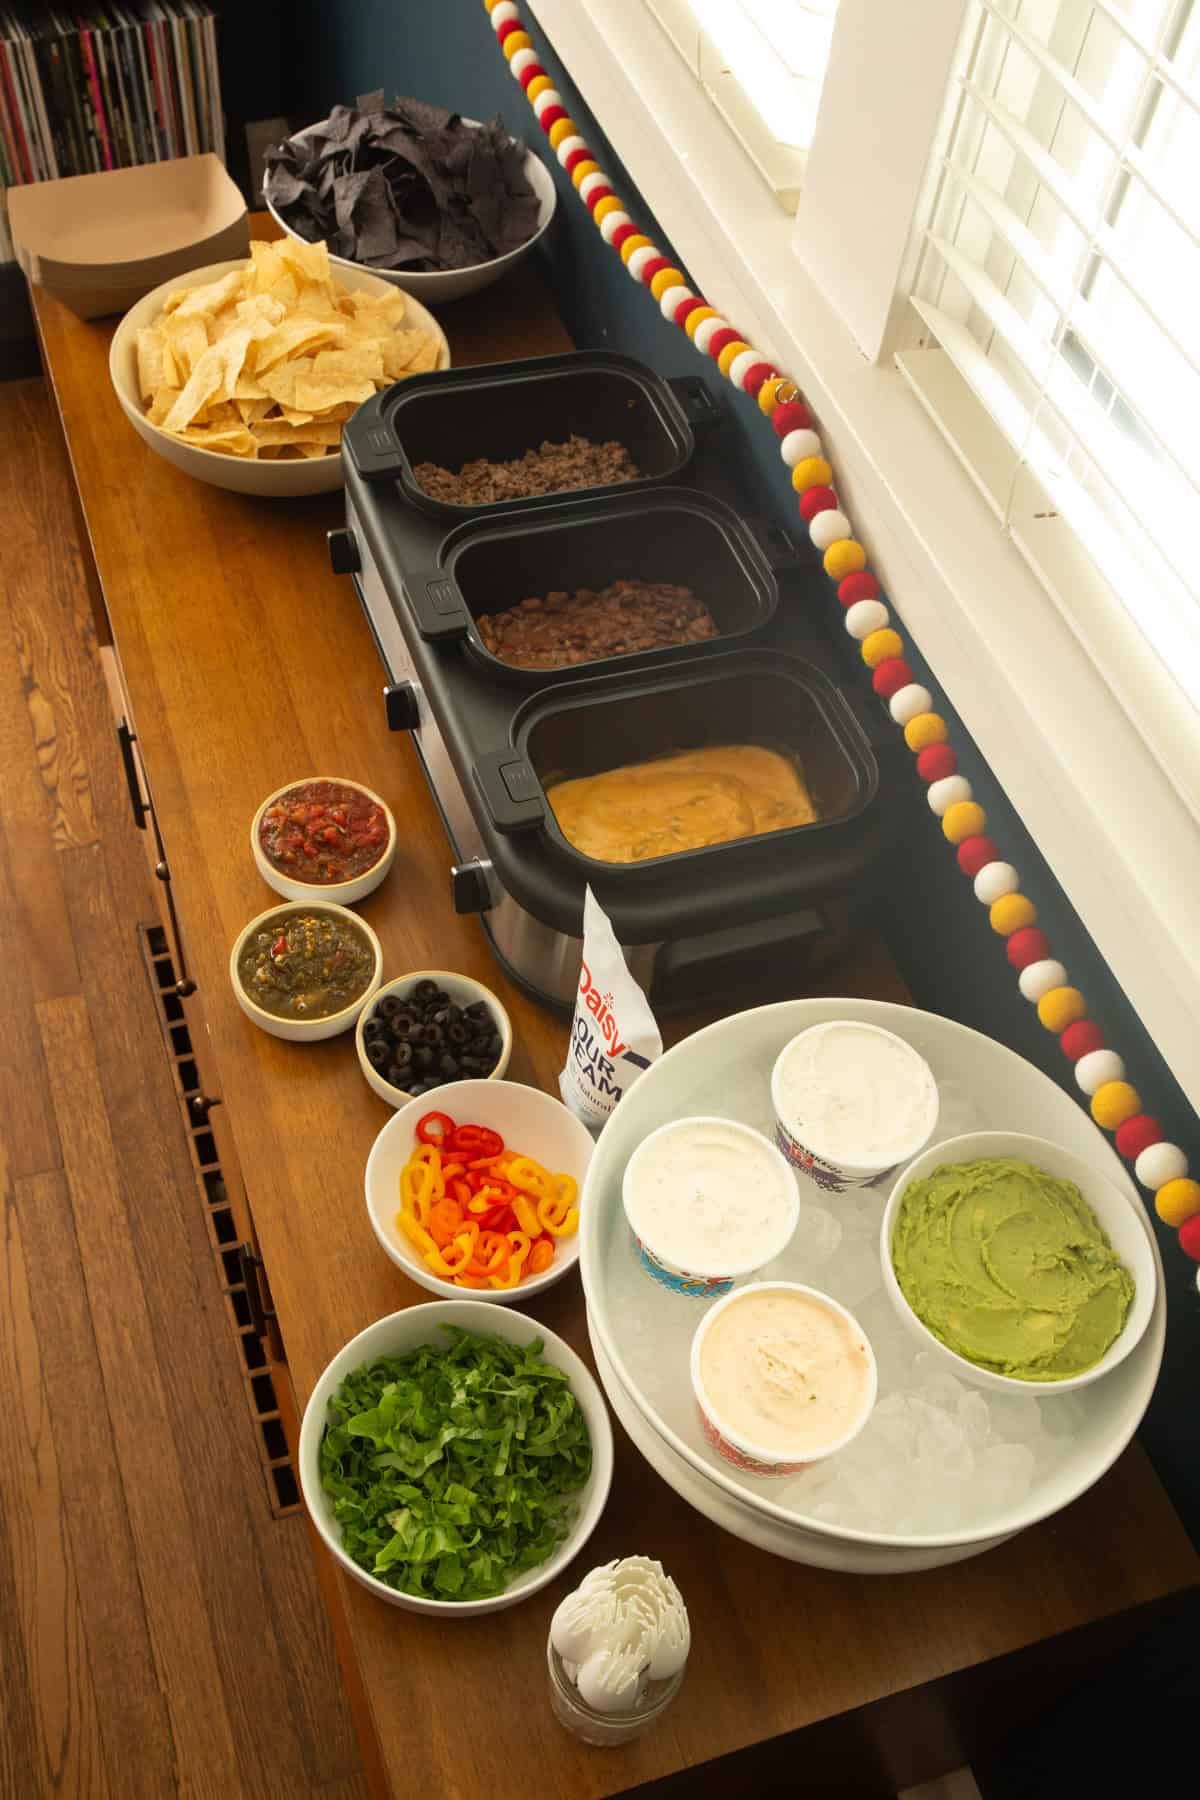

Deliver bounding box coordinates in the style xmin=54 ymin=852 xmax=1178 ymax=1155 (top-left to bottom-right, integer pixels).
xmin=472 ymin=752 xmax=547 ymax=834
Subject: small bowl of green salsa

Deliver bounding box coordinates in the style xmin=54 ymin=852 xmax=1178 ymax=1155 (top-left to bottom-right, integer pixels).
xmin=230 ymin=902 xmax=383 ymax=1041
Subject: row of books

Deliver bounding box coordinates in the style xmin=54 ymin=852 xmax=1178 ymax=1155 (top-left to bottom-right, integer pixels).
xmin=0 ymin=3 xmax=222 ymax=193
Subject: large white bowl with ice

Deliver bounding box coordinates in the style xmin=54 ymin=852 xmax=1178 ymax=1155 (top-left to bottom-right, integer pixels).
xmin=579 ymin=998 xmax=1165 ymax=1573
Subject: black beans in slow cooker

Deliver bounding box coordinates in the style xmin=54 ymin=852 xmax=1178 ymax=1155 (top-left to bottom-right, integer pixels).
xmin=363 ymin=982 xmax=502 ymax=1095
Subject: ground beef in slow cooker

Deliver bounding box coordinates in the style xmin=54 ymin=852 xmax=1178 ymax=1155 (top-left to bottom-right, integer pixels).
xmin=476 ymin=578 xmax=720 ymax=669
xmin=412 ymin=435 xmax=639 ymax=504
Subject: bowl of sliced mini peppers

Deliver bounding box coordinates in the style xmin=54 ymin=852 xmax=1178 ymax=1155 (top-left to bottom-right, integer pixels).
xmin=365 ymin=1078 xmax=595 ymax=1301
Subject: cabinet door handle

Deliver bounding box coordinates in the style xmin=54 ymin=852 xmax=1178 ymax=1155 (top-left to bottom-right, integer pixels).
xmin=116 ymin=718 xmax=148 ymax=830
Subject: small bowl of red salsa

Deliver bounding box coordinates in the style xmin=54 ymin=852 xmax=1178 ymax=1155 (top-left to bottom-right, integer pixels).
xmin=252 ymin=777 xmax=396 ymax=904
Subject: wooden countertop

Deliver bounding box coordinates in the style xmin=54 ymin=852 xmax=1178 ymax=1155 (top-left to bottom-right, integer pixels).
xmin=32 ymin=222 xmax=1198 ymax=1799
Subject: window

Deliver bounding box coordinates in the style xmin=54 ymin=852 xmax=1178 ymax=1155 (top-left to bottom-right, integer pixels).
xmin=900 ymin=0 xmax=1200 ymax=700
xmin=644 ymin=0 xmax=840 ymax=207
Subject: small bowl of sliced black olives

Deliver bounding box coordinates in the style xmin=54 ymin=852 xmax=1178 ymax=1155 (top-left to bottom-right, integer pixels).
xmin=355 ymin=969 xmax=513 ymax=1108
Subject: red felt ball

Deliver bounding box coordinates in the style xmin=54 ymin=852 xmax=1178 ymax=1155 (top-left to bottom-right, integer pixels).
xmin=741 ymin=363 xmax=774 ymax=398
xmin=798 ymin=485 xmax=837 ymax=522
xmin=540 ymin=105 xmax=567 ymax=132
xmin=674 ymin=295 xmax=703 ymax=327
xmin=1115 ymin=1114 xmax=1163 ymax=1160
xmin=1004 ymin=924 xmax=1047 ymax=966
xmin=917 ymin=744 xmax=958 ymax=783
xmin=772 ymin=400 xmax=812 ymax=438
xmin=838 ymin=571 xmax=881 ymax=607
xmin=585 ymin=184 xmax=614 ymax=211
xmin=497 ymin=17 xmax=521 ymax=43
xmin=706 ymin=327 xmax=741 ymax=361
xmin=1179 ymin=1213 xmax=1200 ymax=1261
xmin=610 ymin=222 xmax=638 ymax=251
xmin=519 ymin=62 xmax=547 ymax=89
xmin=564 ymin=147 xmax=591 ymax=175
xmin=957 ymin=836 xmax=1000 ymax=880
xmin=641 ymin=257 xmax=672 ymax=286
xmin=1059 ymin=1019 xmax=1105 ymax=1060
xmin=871 ymin=659 xmax=913 ymax=701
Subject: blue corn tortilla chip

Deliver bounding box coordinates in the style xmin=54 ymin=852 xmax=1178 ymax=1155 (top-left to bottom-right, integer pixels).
xmin=265 ymin=97 xmax=541 ymax=273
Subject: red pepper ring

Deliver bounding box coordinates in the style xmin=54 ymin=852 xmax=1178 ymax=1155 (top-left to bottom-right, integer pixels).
xmin=416 ymin=1110 xmax=456 ymax=1146
xmin=446 ymin=1124 xmax=504 ymax=1158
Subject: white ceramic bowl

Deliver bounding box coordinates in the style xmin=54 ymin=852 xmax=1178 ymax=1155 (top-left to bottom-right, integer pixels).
xmin=691 ymin=1282 xmax=878 ymax=1477
xmin=264 ymin=119 xmax=557 ymax=305
xmin=621 ymin=1116 xmax=800 ymax=1299
xmin=109 ymin=256 xmax=450 ymax=495
xmin=365 ymin=1078 xmax=593 ymax=1302
xmin=881 ymin=1129 xmax=1157 ymax=1395
xmin=229 ymin=900 xmax=382 ymax=1041
xmin=250 ymin=776 xmax=396 ymax=905
xmin=770 ymin=1020 xmax=939 ymax=1192
xmin=355 ymin=970 xmax=512 ymax=1107
xmin=299 ymin=1299 xmax=613 ymax=1614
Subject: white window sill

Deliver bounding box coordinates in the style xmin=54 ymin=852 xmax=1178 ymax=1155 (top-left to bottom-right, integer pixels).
xmin=531 ymin=0 xmax=1200 ymax=1111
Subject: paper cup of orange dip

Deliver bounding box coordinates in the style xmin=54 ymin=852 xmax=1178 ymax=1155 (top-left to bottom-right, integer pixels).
xmin=690 ymin=1282 xmax=877 ymax=1477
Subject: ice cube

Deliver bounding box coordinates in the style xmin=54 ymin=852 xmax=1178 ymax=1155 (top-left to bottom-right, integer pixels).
xmin=986 ymin=1390 xmax=1044 ymax=1444
xmin=973 ymin=1441 xmax=1035 ymax=1513
xmin=912 ymin=1349 xmax=966 ymax=1412
xmin=1040 ymin=1391 xmax=1087 ymax=1439
xmin=956 ymin=1389 xmax=992 ymax=1449
xmin=916 ymin=1408 xmax=975 ymax=1480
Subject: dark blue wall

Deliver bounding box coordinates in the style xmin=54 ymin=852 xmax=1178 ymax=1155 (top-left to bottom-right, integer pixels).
xmin=289 ymin=0 xmax=1200 ymax=1535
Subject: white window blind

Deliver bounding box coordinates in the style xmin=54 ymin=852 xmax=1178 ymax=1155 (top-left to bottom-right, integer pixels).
xmin=901 ymin=0 xmax=1200 ymax=712
xmin=643 ymin=0 xmax=839 ymax=207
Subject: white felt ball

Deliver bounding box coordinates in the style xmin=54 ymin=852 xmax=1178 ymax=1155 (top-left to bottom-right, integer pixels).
xmin=660 ymin=285 xmax=692 ymax=319
xmin=974 ymin=861 xmax=1020 ymax=906
xmin=927 ymin=774 xmax=973 ymax=816
xmin=532 ymin=88 xmax=562 ymax=118
xmin=510 ymin=46 xmax=538 ymax=78
xmin=1135 ymin=1141 xmax=1187 ymax=1190
xmin=1074 ymin=1048 xmax=1126 ymax=1095
xmin=809 ymin=509 xmax=851 ymax=552
xmin=845 ymin=599 xmax=889 ymax=640
xmin=780 ymin=428 xmax=822 ymax=468
xmin=598 ymin=211 xmax=631 ymax=243
xmin=692 ymin=316 xmax=729 ymax=355
xmin=579 ymin=171 xmax=609 ymax=203
xmin=492 ymin=1 xmax=520 ymax=28
xmin=627 ymin=244 xmax=660 ymax=280
xmin=1018 ymin=959 xmax=1068 ymax=1003
xmin=557 ymin=135 xmax=588 ymax=166
xmin=889 ymin=683 xmax=932 ymax=727
xmin=730 ymin=349 xmax=761 ymax=389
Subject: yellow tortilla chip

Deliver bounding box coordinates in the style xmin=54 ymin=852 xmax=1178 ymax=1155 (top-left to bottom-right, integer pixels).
xmin=146 ymin=385 xmax=181 ymax=427
xmin=136 ymin=326 xmax=167 ymax=402
xmin=253 ymin=314 xmax=347 ymax=373
xmin=164 ymin=269 xmax=243 ymax=320
xmin=173 ymin=423 xmax=259 ymax=457
xmin=251 ymin=419 xmax=343 ymax=449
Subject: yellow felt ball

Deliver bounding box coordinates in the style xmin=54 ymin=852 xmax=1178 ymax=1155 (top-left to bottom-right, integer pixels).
xmin=1155 ymin=1177 xmax=1200 ymax=1227
xmin=527 ymin=74 xmax=554 ymax=101
xmin=1091 ymin=1081 xmax=1141 ymax=1131
xmin=504 ymin=30 xmax=534 ymax=58
xmin=684 ymin=305 xmax=719 ymax=340
xmin=824 ymin=540 xmax=867 ymax=581
xmin=988 ymin=891 xmax=1034 ymax=932
xmin=484 ymin=0 xmax=504 ymax=11
xmin=758 ymin=377 xmax=786 ymax=415
xmin=571 ymin=159 xmax=600 ymax=188
xmin=790 ymin=457 xmax=834 ymax=493
xmin=1036 ymin=987 xmax=1087 ymax=1033
xmin=717 ymin=340 xmax=751 ymax=377
xmin=592 ymin=195 xmax=623 ymax=223
xmin=649 ymin=266 xmax=684 ymax=301
xmin=620 ymin=234 xmax=653 ymax=264
xmin=939 ymin=802 xmax=986 ymax=846
xmin=904 ymin=713 xmax=949 ymax=751
xmin=861 ymin=627 xmax=904 ymax=669
xmin=548 ymin=116 xmax=576 ymax=147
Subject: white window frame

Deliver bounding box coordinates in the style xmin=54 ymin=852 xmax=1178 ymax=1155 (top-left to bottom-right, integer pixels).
xmin=529 ymin=0 xmax=1200 ymax=1110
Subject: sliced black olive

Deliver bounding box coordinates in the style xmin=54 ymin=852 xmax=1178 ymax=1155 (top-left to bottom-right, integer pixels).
xmin=424 ymin=1024 xmax=444 ymax=1049
xmin=438 ymin=1052 xmax=459 ymax=1077
xmin=378 ymin=994 xmax=406 ymax=1021
xmin=366 ymin=1039 xmax=390 ymax=1069
xmin=484 ymin=1033 xmax=503 ymax=1059
xmin=414 ymin=978 xmax=440 ymax=1003
xmin=361 ymin=1017 xmax=386 ymax=1041
xmin=460 ymin=1055 xmax=484 ymax=1074
xmin=413 ymin=1044 xmax=434 ymax=1071
xmin=385 ymin=1064 xmax=411 ymax=1089
xmin=406 ymin=1023 xmax=430 ymax=1046
xmin=477 ymin=1048 xmax=498 ymax=1074
xmin=391 ymin=1041 xmax=413 ymax=1072
xmin=406 ymin=1078 xmax=429 ymax=1096
xmin=446 ymin=1021 xmax=468 ymax=1046
xmin=464 ymin=1000 xmax=491 ymax=1023
xmin=433 ymin=1004 xmax=463 ymax=1029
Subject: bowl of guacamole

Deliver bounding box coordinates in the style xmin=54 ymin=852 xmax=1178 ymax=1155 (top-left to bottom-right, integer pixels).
xmin=881 ymin=1131 xmax=1157 ymax=1394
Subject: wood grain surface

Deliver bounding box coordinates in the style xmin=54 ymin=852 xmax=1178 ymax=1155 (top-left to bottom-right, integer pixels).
xmin=0 ymin=377 xmax=369 ymax=1800
xmin=31 ymin=225 xmax=1199 ymax=1800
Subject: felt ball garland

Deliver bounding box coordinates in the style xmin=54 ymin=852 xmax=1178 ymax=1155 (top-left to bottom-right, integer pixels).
xmin=483 ymin=0 xmax=1200 ymax=1269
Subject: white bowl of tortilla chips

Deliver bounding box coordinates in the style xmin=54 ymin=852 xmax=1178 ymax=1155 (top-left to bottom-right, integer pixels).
xmin=108 ymin=236 xmax=449 ymax=496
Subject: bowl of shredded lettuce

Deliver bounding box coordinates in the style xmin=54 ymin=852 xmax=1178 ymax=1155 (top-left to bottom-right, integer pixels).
xmin=299 ymin=1300 xmax=613 ymax=1614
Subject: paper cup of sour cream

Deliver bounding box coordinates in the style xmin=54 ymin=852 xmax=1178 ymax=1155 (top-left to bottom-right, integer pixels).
xmin=622 ymin=1117 xmax=799 ymax=1299
xmin=770 ymin=1020 xmax=939 ymax=1194
xmin=691 ymin=1282 xmax=877 ymax=1476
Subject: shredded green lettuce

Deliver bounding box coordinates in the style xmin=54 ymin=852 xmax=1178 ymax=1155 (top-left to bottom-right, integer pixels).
xmin=318 ymin=1325 xmax=592 ymax=1601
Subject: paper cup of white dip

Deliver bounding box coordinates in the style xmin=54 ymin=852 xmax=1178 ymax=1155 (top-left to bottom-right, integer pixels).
xmin=770 ymin=1020 xmax=939 ymax=1193
xmin=691 ymin=1281 xmax=877 ymax=1476
xmin=622 ymin=1116 xmax=799 ymax=1299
